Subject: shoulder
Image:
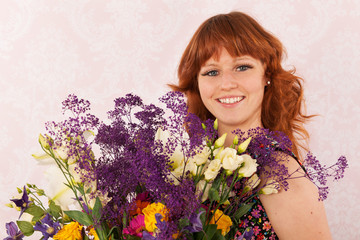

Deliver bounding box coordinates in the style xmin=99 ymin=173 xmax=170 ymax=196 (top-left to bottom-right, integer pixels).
xmin=259 ymin=155 xmax=332 ymax=239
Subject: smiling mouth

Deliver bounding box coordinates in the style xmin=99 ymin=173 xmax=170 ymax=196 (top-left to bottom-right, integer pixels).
xmin=217 ymin=96 xmax=245 ymax=104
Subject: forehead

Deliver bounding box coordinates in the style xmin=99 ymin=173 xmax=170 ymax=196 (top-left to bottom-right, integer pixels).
xmin=201 ymin=48 xmax=261 ymax=66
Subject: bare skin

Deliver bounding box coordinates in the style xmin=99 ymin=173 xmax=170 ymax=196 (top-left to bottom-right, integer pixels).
xmin=259 ymin=155 xmax=332 ymax=239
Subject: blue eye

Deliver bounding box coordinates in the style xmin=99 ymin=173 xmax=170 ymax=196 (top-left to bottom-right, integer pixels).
xmin=237 ymin=65 xmax=252 ymax=71
xmin=201 ymin=70 xmax=218 ymax=76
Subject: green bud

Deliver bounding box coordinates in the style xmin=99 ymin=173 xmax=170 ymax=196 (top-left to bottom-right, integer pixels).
xmin=214 ymin=133 xmax=227 ymax=149
xmin=213 ymin=119 xmax=218 ymax=130
xmin=36 ymin=189 xmax=45 ymax=196
xmin=233 ymin=135 xmax=239 ymax=145
xmin=5 ymin=203 xmax=13 ymax=208
xmin=201 ymin=123 xmax=206 ymax=130
xmin=225 ymin=169 xmax=233 ymax=176
xmin=17 ymin=187 xmax=22 ymax=194
xmin=237 ymin=137 xmax=252 ymax=154
xmin=39 ymin=134 xmax=51 ymax=150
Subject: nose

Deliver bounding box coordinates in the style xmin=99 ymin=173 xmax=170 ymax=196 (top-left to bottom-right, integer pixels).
xmin=220 ymin=71 xmax=237 ymax=90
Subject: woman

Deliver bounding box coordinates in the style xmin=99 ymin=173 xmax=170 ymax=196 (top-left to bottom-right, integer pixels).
xmin=171 ymin=12 xmax=332 ymax=239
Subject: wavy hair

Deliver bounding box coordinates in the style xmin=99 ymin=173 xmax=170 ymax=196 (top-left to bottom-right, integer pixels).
xmin=170 ymin=12 xmax=313 ymax=158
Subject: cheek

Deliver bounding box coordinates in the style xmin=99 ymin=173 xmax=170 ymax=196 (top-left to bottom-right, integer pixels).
xmin=243 ymin=76 xmax=266 ymax=93
xmin=198 ymin=79 xmax=211 ymax=98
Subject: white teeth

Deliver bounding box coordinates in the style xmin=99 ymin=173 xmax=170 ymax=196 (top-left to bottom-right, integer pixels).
xmin=219 ymin=97 xmax=243 ymax=104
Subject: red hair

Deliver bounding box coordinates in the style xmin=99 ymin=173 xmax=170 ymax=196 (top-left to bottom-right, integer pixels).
xmin=170 ymin=12 xmax=313 ymax=158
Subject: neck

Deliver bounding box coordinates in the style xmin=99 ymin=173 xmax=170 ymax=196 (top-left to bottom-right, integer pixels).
xmin=218 ymin=122 xmax=263 ymax=147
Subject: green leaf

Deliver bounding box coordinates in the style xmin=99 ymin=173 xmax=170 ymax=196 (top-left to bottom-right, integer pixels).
xmin=234 ymin=202 xmax=255 ymax=219
xmin=208 ymin=188 xmax=220 ymax=202
xmin=25 ymin=205 xmax=44 ymax=217
xmin=195 ymin=224 xmax=218 ymax=240
xmin=211 ymin=229 xmax=226 ymax=240
xmin=211 ymin=176 xmax=222 ymax=190
xmin=92 ymin=197 xmax=102 ymax=220
xmin=76 ymin=185 xmax=85 ymax=196
xmin=124 ymin=235 xmax=141 ymax=240
xmin=48 ymin=200 xmax=62 ymax=219
xmin=86 ymin=187 xmax=92 ymax=194
xmin=32 ymin=214 xmax=43 ymax=222
xmin=16 ymin=221 xmax=34 ymax=236
xmin=107 ymin=226 xmax=121 ymax=239
xmin=64 ymin=210 xmax=93 ymax=226
xmin=179 ymin=217 xmax=190 ymax=229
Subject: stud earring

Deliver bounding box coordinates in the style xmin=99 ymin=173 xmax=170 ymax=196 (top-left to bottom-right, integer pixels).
xmin=267 ymin=80 xmax=271 ymax=85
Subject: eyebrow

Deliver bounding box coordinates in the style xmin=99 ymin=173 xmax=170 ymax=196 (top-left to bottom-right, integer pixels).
xmin=202 ymin=56 xmax=255 ymax=67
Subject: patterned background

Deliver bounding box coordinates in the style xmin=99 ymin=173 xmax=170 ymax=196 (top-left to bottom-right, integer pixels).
xmin=0 ymin=1 xmax=359 ymax=239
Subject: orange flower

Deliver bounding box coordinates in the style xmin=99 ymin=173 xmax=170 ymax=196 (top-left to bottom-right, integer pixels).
xmin=129 ymin=199 xmax=150 ymax=216
xmin=53 ymin=222 xmax=82 ymax=240
xmin=142 ymin=202 xmax=168 ymax=232
xmin=209 ymin=209 xmax=232 ymax=236
xmin=88 ymin=227 xmax=99 ymax=240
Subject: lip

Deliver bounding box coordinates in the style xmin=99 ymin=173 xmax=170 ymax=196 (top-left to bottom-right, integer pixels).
xmin=216 ymin=96 xmax=245 ymax=105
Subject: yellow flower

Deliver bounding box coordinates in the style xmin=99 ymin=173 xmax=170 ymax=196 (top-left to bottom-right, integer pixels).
xmin=53 ymin=222 xmax=82 ymax=240
xmin=209 ymin=209 xmax=232 ymax=236
xmin=89 ymin=227 xmax=99 ymax=240
xmin=142 ymin=202 xmax=168 ymax=232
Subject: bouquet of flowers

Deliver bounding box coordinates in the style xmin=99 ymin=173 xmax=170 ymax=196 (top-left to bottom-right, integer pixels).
xmin=4 ymin=92 xmax=348 ymax=240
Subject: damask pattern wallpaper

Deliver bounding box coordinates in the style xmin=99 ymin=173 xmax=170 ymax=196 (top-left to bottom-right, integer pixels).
xmin=0 ymin=1 xmax=359 ymax=239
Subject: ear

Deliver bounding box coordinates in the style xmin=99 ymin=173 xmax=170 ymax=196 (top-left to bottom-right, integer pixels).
xmin=265 ymin=78 xmax=271 ymax=86
xmin=263 ymin=75 xmax=270 ymax=88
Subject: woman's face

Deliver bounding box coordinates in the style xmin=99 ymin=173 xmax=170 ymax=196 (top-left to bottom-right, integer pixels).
xmin=198 ymin=47 xmax=266 ymax=133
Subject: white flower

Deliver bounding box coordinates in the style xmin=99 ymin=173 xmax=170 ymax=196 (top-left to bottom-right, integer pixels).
xmin=260 ymin=180 xmax=280 ymax=195
xmin=33 ymin=142 xmax=78 ymax=164
xmin=244 ymin=174 xmax=260 ymax=193
xmin=43 ymin=165 xmax=78 ymax=210
xmin=219 ymin=148 xmax=244 ymax=174
xmin=185 ymin=157 xmax=199 ymax=176
xmin=238 ymin=154 xmax=258 ymax=178
xmin=193 ymin=146 xmax=211 ymax=166
xmin=204 ymin=159 xmax=222 ymax=181
xmin=196 ymin=180 xmax=212 ymax=202
xmin=155 ymin=128 xmax=186 ymax=170
xmin=213 ymin=146 xmax=223 ymax=159
xmin=168 ymin=164 xmax=185 ymax=185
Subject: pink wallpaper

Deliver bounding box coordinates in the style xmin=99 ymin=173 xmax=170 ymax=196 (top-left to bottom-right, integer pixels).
xmin=1 ymin=1 xmax=359 ymax=239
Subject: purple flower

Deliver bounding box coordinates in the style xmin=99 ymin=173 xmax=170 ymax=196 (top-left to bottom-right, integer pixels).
xmin=4 ymin=222 xmax=24 ymax=240
xmin=33 ymin=213 xmax=60 ymax=239
xmin=235 ymin=227 xmax=253 ymax=240
xmin=303 ymin=153 xmax=348 ymax=200
xmin=251 ymin=209 xmax=261 ymax=218
xmin=94 ymin=92 xmax=200 ymax=232
xmin=142 ymin=231 xmax=157 ymax=240
xmin=10 ymin=186 xmax=31 ymax=218
xmin=184 ymin=211 xmax=204 ymax=233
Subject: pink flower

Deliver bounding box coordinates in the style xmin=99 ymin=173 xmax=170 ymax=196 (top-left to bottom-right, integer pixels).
xmin=263 ymin=221 xmax=272 ymax=231
xmin=253 ymin=226 xmax=260 ymax=235
xmin=123 ymin=214 xmax=145 ymax=237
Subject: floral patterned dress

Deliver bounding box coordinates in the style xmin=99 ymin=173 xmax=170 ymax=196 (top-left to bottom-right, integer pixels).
xmin=234 ymin=195 xmax=278 ymax=240
xmin=234 ymin=148 xmax=306 ymax=240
